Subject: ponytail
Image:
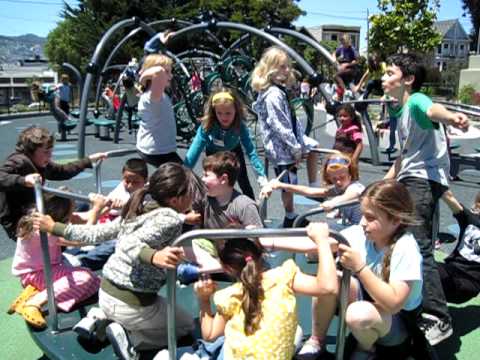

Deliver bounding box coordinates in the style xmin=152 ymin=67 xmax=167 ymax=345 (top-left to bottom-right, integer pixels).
xmin=121 ymin=187 xmax=149 ymax=220
xmin=218 ymin=239 xmax=265 ymax=335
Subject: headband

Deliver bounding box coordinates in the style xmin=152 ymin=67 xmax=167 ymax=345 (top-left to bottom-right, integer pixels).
xmin=212 ymin=92 xmax=234 ymax=103
xmin=326 ymin=157 xmax=350 ymax=170
xmin=245 ymin=256 xmax=253 ymax=262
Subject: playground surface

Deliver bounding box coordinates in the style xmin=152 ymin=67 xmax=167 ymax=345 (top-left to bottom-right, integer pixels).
xmin=0 ymin=113 xmax=479 ymax=359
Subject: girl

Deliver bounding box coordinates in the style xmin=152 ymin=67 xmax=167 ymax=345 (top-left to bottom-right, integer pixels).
xmin=252 ymin=46 xmax=319 ymax=227
xmin=333 ymin=104 xmax=363 ymax=166
xmin=353 ymin=52 xmax=386 ymax=99
xmin=299 ymin=180 xmax=423 ymax=359
xmin=184 ymin=88 xmax=267 ymax=200
xmin=193 ymin=223 xmax=338 ymax=360
xmin=9 ymin=190 xmax=102 ymax=329
xmin=32 ymin=163 xmax=197 ymax=358
xmin=270 ymin=153 xmax=364 ymax=230
xmin=136 ymin=54 xmax=182 ymax=167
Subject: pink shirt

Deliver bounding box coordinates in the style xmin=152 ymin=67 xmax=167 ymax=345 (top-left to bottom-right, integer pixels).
xmin=12 ymin=231 xmax=62 ymax=276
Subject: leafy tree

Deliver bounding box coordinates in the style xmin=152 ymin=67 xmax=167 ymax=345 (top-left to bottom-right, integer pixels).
xmin=44 ymin=0 xmax=303 ymax=72
xmin=461 ymin=1 xmax=480 ymax=51
xmin=369 ymin=0 xmax=442 ymax=57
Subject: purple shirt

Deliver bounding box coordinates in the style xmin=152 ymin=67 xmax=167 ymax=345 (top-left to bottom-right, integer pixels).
xmin=335 ymin=46 xmax=357 ymax=63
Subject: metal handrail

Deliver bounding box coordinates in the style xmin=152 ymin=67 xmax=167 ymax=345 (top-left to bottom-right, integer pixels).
xmin=93 ymin=148 xmax=138 ymax=193
xmin=167 ymin=228 xmax=352 ymax=360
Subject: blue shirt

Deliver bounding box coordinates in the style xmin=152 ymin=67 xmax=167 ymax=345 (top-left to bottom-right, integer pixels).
xmin=184 ymin=122 xmax=266 ymax=178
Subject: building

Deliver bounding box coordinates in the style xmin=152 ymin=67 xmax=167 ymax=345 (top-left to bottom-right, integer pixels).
xmin=0 ymin=57 xmax=57 ymax=106
xmin=306 ymin=24 xmax=361 ymax=52
xmin=434 ymin=19 xmax=471 ymax=71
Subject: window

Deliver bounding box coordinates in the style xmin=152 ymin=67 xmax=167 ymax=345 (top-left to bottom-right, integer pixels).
xmin=437 ymin=45 xmax=441 ymax=54
xmin=331 ymin=34 xmax=337 ymax=41
xmin=460 ymin=44 xmax=464 ymax=50
xmin=443 ymin=43 xmax=449 ymax=49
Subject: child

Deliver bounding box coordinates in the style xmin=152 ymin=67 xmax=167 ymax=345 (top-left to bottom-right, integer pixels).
xmin=299 ymin=179 xmax=423 ymax=359
xmin=193 ymin=223 xmax=338 ymax=360
xmin=333 ymin=104 xmax=363 ymax=166
xmin=56 ymin=74 xmax=71 ymax=116
xmin=352 ymin=52 xmax=386 ymax=98
xmin=9 ymin=191 xmax=101 ymax=329
xmin=436 ymin=190 xmax=480 ymax=304
xmin=178 ymin=151 xmax=263 ymax=283
xmin=137 ymin=54 xmax=182 ymax=167
xmin=269 ymin=153 xmax=364 ymax=230
xmin=382 ymin=53 xmax=469 ymax=345
xmin=0 ymin=125 xmax=106 ymax=240
xmin=332 ymin=34 xmax=359 ymax=100
xmin=67 ymin=158 xmax=149 ymax=270
xmin=252 ymin=46 xmax=319 ymax=227
xmin=184 ymin=88 xmax=267 ymax=200
xmin=122 ymin=75 xmax=141 ymax=133
xmin=32 ymin=163 xmax=197 ymax=359
xmin=300 ymin=77 xmax=311 ymax=99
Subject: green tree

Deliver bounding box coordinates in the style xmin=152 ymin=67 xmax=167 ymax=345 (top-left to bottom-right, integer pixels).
xmin=369 ymin=0 xmax=442 ymax=57
xmin=44 ymin=0 xmax=303 ymax=71
xmin=461 ymin=1 xmax=480 ymax=51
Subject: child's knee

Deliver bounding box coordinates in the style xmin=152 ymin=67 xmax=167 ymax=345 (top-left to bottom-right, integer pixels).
xmin=346 ymin=301 xmax=377 ymax=330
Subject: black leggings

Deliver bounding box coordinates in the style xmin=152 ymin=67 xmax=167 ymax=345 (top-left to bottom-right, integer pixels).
xmin=137 ymin=150 xmax=183 ymax=168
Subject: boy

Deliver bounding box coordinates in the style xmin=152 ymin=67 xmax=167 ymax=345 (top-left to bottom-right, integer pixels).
xmin=178 ymin=151 xmax=263 ymax=283
xmin=0 ymin=126 xmax=106 ymax=240
xmin=382 ymin=53 xmax=469 ymax=345
xmin=56 ymin=74 xmax=71 ymax=116
xmin=438 ymin=190 xmax=480 ymax=304
xmin=66 ymin=158 xmax=149 ymax=270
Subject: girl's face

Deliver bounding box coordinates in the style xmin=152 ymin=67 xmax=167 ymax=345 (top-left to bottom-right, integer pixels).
xmin=214 ymin=102 xmax=236 ymax=129
xmin=360 ymin=198 xmax=400 ymax=248
xmin=327 ymin=167 xmax=351 ymax=191
xmin=337 ymin=109 xmax=353 ymax=127
xmin=273 ymin=55 xmax=290 ymax=83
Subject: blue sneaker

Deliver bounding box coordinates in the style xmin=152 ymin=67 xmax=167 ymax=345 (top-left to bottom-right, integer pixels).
xmin=177 ymin=263 xmax=200 ymax=285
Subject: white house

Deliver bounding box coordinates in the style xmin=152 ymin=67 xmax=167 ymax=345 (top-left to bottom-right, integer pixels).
xmin=434 ymin=19 xmax=471 ymax=71
xmin=306 ymin=24 xmax=361 ymax=53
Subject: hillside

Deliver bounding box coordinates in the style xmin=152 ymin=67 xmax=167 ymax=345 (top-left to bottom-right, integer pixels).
xmin=0 ymin=34 xmax=46 ymax=64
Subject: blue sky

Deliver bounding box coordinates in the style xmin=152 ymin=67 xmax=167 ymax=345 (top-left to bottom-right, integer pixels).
xmin=0 ymin=0 xmax=473 ymax=44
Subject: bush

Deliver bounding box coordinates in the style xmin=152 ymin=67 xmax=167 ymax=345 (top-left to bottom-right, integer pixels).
xmin=458 ymin=84 xmax=476 ymax=104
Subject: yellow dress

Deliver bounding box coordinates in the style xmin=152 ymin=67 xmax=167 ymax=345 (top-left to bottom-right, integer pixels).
xmin=214 ymin=259 xmax=299 ymax=359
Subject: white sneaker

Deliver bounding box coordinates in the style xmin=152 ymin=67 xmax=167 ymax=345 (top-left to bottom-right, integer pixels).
xmin=106 ymin=322 xmax=138 ymax=360
xmin=419 ymin=313 xmax=453 ymax=346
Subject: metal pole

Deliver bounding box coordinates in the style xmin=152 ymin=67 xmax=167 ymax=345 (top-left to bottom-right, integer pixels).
xmin=41 ymin=185 xmax=91 ymax=203
xmin=33 ymin=180 xmax=59 ymax=332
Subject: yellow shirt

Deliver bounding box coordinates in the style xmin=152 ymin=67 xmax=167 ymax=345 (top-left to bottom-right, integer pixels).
xmin=214 ymin=259 xmax=299 ymax=360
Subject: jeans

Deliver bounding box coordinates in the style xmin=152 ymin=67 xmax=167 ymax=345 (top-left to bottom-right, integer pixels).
xmin=66 ymin=240 xmax=117 ymax=271
xmin=399 ymin=177 xmax=451 ymax=324
xmin=388 ymin=115 xmax=398 ymax=149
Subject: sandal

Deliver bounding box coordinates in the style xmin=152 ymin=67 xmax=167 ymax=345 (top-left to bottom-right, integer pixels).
xmin=20 ymin=304 xmax=46 ymax=329
xmin=7 ymin=285 xmax=39 ymax=315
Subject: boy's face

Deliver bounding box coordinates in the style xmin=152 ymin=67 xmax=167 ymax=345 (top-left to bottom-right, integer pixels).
xmin=382 ymin=64 xmax=407 ymax=98
xmin=202 ymin=170 xmax=228 ymax=197
xmin=31 ymin=145 xmax=53 ymax=168
xmin=122 ymin=170 xmax=146 ymax=194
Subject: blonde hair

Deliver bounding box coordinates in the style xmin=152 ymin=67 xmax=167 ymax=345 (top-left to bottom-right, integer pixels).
xmin=141 ymin=54 xmax=173 ymax=72
xmin=341 ymin=34 xmax=352 ymax=46
xmin=251 ymin=46 xmax=296 ymax=92
xmin=202 ymin=87 xmax=246 ymax=132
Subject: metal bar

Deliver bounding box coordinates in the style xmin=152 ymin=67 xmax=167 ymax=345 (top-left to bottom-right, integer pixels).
xmin=41 ymin=185 xmax=90 ymax=203
xmin=341 ymin=98 xmax=396 ymax=105
xmin=444 ymin=105 xmax=480 ymax=118
xmin=105 ymin=148 xmax=138 ymax=158
xmin=167 ymin=228 xmax=351 ymax=360
xmin=33 ymin=180 xmax=59 ymax=332
xmin=94 ymin=161 xmax=102 ymax=194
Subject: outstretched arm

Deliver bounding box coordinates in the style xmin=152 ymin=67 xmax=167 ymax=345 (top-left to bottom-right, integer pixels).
xmin=427 ymin=104 xmax=469 ymax=131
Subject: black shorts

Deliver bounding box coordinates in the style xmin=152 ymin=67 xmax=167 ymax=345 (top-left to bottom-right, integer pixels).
xmin=274 ymin=164 xmax=298 ymax=192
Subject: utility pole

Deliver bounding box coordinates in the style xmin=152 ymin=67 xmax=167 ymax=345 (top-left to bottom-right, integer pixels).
xmin=366 ymin=8 xmax=370 ymax=56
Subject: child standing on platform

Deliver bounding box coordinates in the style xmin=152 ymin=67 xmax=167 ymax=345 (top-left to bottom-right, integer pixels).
xmin=185 ymin=88 xmax=267 ymax=200
xmin=137 ymin=54 xmax=182 ymax=167
xmin=252 ymin=46 xmax=319 ymax=227
xmin=333 ymin=104 xmax=363 ymax=166
xmin=382 ymin=53 xmax=469 ymax=346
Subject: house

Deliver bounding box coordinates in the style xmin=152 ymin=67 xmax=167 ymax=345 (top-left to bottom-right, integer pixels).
xmin=0 ymin=56 xmax=56 ymax=106
xmin=434 ymin=19 xmax=471 ymax=71
xmin=306 ymin=24 xmax=361 ymax=52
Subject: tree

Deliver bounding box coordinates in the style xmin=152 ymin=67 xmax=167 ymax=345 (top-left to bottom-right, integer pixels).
xmin=369 ymin=0 xmax=442 ymax=57
xmin=44 ymin=0 xmax=304 ymax=71
xmin=461 ymin=1 xmax=480 ymax=51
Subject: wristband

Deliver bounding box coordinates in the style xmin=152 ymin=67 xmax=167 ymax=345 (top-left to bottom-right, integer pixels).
xmin=355 ymin=263 xmax=367 ymax=275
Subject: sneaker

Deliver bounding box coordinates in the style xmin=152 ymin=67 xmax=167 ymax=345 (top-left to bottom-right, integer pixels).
xmin=106 ymin=322 xmax=138 ymax=360
xmin=177 ymin=263 xmax=200 ymax=286
xmin=73 ymin=316 xmax=97 ymax=341
xmin=283 ymin=216 xmax=297 ymax=228
xmin=295 ymin=338 xmax=323 ymax=360
xmin=419 ymin=313 xmax=453 ymax=346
